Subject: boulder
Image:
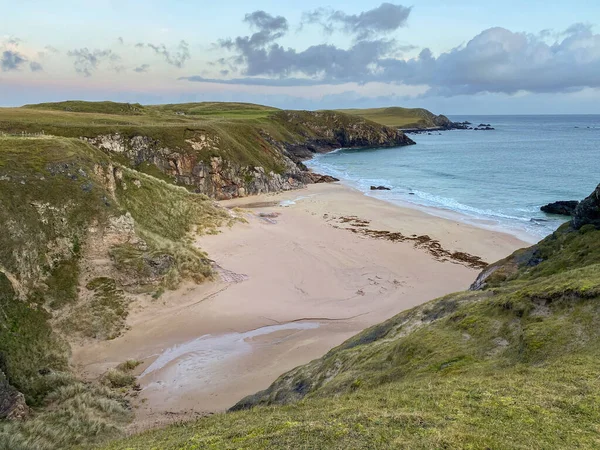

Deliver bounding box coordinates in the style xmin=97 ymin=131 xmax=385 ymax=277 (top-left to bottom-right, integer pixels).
xmin=541 ymin=200 xmax=579 ymax=216
xmin=306 ymin=173 xmax=339 ymax=184
xmin=572 ymin=184 xmax=600 ymax=230
xmin=370 ymin=185 xmax=391 ymax=191
xmin=0 ymin=371 xmax=29 ymax=420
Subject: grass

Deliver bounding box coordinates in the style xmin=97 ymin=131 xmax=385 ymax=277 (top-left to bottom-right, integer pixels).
xmin=0 ymin=131 xmax=236 ymax=449
xmin=336 ymin=107 xmax=446 ymax=128
xmin=101 ymin=369 xmax=136 ymax=390
xmin=59 ymin=277 xmax=129 ymax=340
xmin=0 ymin=136 xmax=114 ymax=308
xmin=0 ymin=376 xmax=132 ymax=450
xmin=0 ymin=101 xmax=411 ymax=179
xmin=102 ymin=223 xmax=600 ymax=449
xmin=0 ymin=103 xmax=288 ymax=173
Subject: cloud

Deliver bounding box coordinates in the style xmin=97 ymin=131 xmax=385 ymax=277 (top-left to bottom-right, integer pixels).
xmin=303 ymin=3 xmax=412 ymax=39
xmin=208 ymin=14 xmax=600 ymax=97
xmin=135 ymin=40 xmax=190 ymax=68
xmin=216 ymin=10 xmax=404 ymax=80
xmin=1 ymin=50 xmax=27 ymax=71
xmin=134 ymin=64 xmax=150 ymax=73
xmin=386 ymin=25 xmax=600 ymax=96
xmin=218 ymin=10 xmax=289 ymax=59
xmin=244 ymin=10 xmax=288 ymax=35
xmin=180 ymin=75 xmax=344 ymax=86
xmin=67 ymin=48 xmax=120 ymax=76
xmin=29 ymin=61 xmax=43 ymax=72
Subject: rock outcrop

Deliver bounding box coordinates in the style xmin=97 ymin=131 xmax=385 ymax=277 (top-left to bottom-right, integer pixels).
xmin=541 ymin=200 xmax=579 ymax=216
xmin=85 ymin=133 xmax=307 ymax=200
xmin=572 ymin=184 xmax=600 ymax=229
xmin=471 ymin=184 xmax=600 ymax=291
xmin=84 ymin=111 xmax=414 ymax=200
xmin=370 ymin=185 xmax=391 ymax=191
xmin=0 ymin=371 xmax=29 ymax=420
xmin=275 ymin=110 xmax=415 ymax=161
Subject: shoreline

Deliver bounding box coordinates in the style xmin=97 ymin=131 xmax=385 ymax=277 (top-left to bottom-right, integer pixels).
xmin=71 ymin=182 xmax=527 ymax=433
xmin=306 ymin=160 xmax=546 ymax=245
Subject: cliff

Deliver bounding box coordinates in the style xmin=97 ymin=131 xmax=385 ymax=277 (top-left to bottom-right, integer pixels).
xmin=2 ymin=101 xmax=414 ymax=200
xmin=103 ymin=184 xmax=600 ymax=449
xmin=0 ymin=135 xmax=232 ymax=449
xmin=0 ymin=102 xmax=414 ymax=449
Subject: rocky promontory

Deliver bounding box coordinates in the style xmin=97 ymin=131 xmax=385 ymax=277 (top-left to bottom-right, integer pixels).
xmin=572 ymin=184 xmax=600 ymax=229
xmin=541 ymin=200 xmax=579 ymax=216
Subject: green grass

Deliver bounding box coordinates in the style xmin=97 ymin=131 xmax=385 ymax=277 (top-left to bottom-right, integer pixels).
xmin=336 ymin=107 xmax=446 ymax=128
xmin=23 ymin=101 xmax=147 ymax=116
xmin=59 ymin=277 xmax=129 ymax=340
xmin=0 ymin=136 xmax=113 ymax=306
xmin=0 ymin=132 xmax=237 ymax=449
xmin=0 ymin=376 xmax=132 ymax=450
xmin=103 ymin=223 xmax=600 ymax=449
xmin=0 ymin=102 xmax=410 ymax=179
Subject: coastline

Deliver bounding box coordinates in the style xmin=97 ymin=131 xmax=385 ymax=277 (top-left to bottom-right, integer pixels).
xmin=306 ymin=157 xmax=548 ymax=245
xmin=71 ymin=182 xmax=527 ymax=432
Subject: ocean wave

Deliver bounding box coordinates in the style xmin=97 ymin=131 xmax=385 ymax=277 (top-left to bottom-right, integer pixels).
xmin=305 ymin=152 xmax=566 ymax=239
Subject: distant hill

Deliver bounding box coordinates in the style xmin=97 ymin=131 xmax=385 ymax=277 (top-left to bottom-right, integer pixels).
xmin=23 ymin=100 xmax=148 ymax=115
xmin=336 ymin=106 xmax=452 ymax=129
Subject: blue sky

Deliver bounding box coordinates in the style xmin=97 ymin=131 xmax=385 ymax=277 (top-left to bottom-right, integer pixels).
xmin=2 ymin=1 xmax=600 ymax=113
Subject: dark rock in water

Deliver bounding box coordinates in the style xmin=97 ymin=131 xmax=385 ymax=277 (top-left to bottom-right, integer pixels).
xmin=541 ymin=200 xmax=579 ymax=216
xmin=572 ymin=184 xmax=600 ymax=229
xmin=0 ymin=371 xmax=29 ymax=420
xmin=370 ymin=185 xmax=391 ymax=191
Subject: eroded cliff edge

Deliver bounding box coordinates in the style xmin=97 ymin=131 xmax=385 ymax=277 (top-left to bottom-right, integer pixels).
xmin=3 ymin=102 xmax=414 ymax=200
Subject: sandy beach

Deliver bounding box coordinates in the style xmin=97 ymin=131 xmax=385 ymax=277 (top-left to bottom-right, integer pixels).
xmin=71 ymin=182 xmax=528 ymax=431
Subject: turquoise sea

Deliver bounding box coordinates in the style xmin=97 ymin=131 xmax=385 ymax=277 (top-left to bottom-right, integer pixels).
xmin=306 ymin=115 xmax=600 ymax=241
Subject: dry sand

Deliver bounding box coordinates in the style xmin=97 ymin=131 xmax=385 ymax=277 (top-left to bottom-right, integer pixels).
xmin=71 ymin=182 xmax=528 ymax=431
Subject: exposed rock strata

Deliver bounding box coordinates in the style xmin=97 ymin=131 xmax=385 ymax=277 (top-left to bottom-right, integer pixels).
xmin=84 ymin=111 xmax=414 ymax=200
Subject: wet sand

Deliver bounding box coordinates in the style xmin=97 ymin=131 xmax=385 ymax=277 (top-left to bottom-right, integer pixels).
xmin=71 ymin=182 xmax=528 ymax=431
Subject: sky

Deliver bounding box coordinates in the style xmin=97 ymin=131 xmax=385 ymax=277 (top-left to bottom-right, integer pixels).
xmin=2 ymin=0 xmax=600 ymax=114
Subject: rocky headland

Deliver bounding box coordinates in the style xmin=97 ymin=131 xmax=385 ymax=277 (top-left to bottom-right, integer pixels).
xmin=540 ymin=200 xmax=580 ymax=216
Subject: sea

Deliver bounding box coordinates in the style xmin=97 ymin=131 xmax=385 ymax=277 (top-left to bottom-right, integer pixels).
xmin=305 ymin=115 xmax=600 ymax=242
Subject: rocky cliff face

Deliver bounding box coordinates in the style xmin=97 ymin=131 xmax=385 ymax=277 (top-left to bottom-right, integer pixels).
xmin=273 ymin=110 xmax=415 ymax=160
xmin=85 ymin=133 xmax=309 ymax=200
xmin=84 ymin=111 xmax=414 ymax=200
xmin=470 ymin=183 xmax=600 ymax=291
xmin=572 ymin=184 xmax=600 ymax=229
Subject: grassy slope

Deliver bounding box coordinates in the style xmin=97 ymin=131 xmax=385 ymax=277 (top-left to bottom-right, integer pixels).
xmin=2 ymin=102 xmax=411 ymax=177
xmin=103 ymin=220 xmax=600 ymax=449
xmin=0 ymin=135 xmax=230 ymax=449
xmin=335 ymin=106 xmax=443 ymax=128
xmin=1 ymin=102 xmax=287 ymax=173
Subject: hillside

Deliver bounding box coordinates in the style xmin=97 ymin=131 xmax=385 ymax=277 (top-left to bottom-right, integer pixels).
xmin=0 ymin=102 xmax=415 ymax=449
xmin=336 ymin=106 xmax=452 ymax=129
xmin=1 ymin=101 xmax=414 ymax=199
xmin=102 ymin=184 xmax=600 ymax=449
xmin=0 ymin=134 xmax=233 ymax=449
